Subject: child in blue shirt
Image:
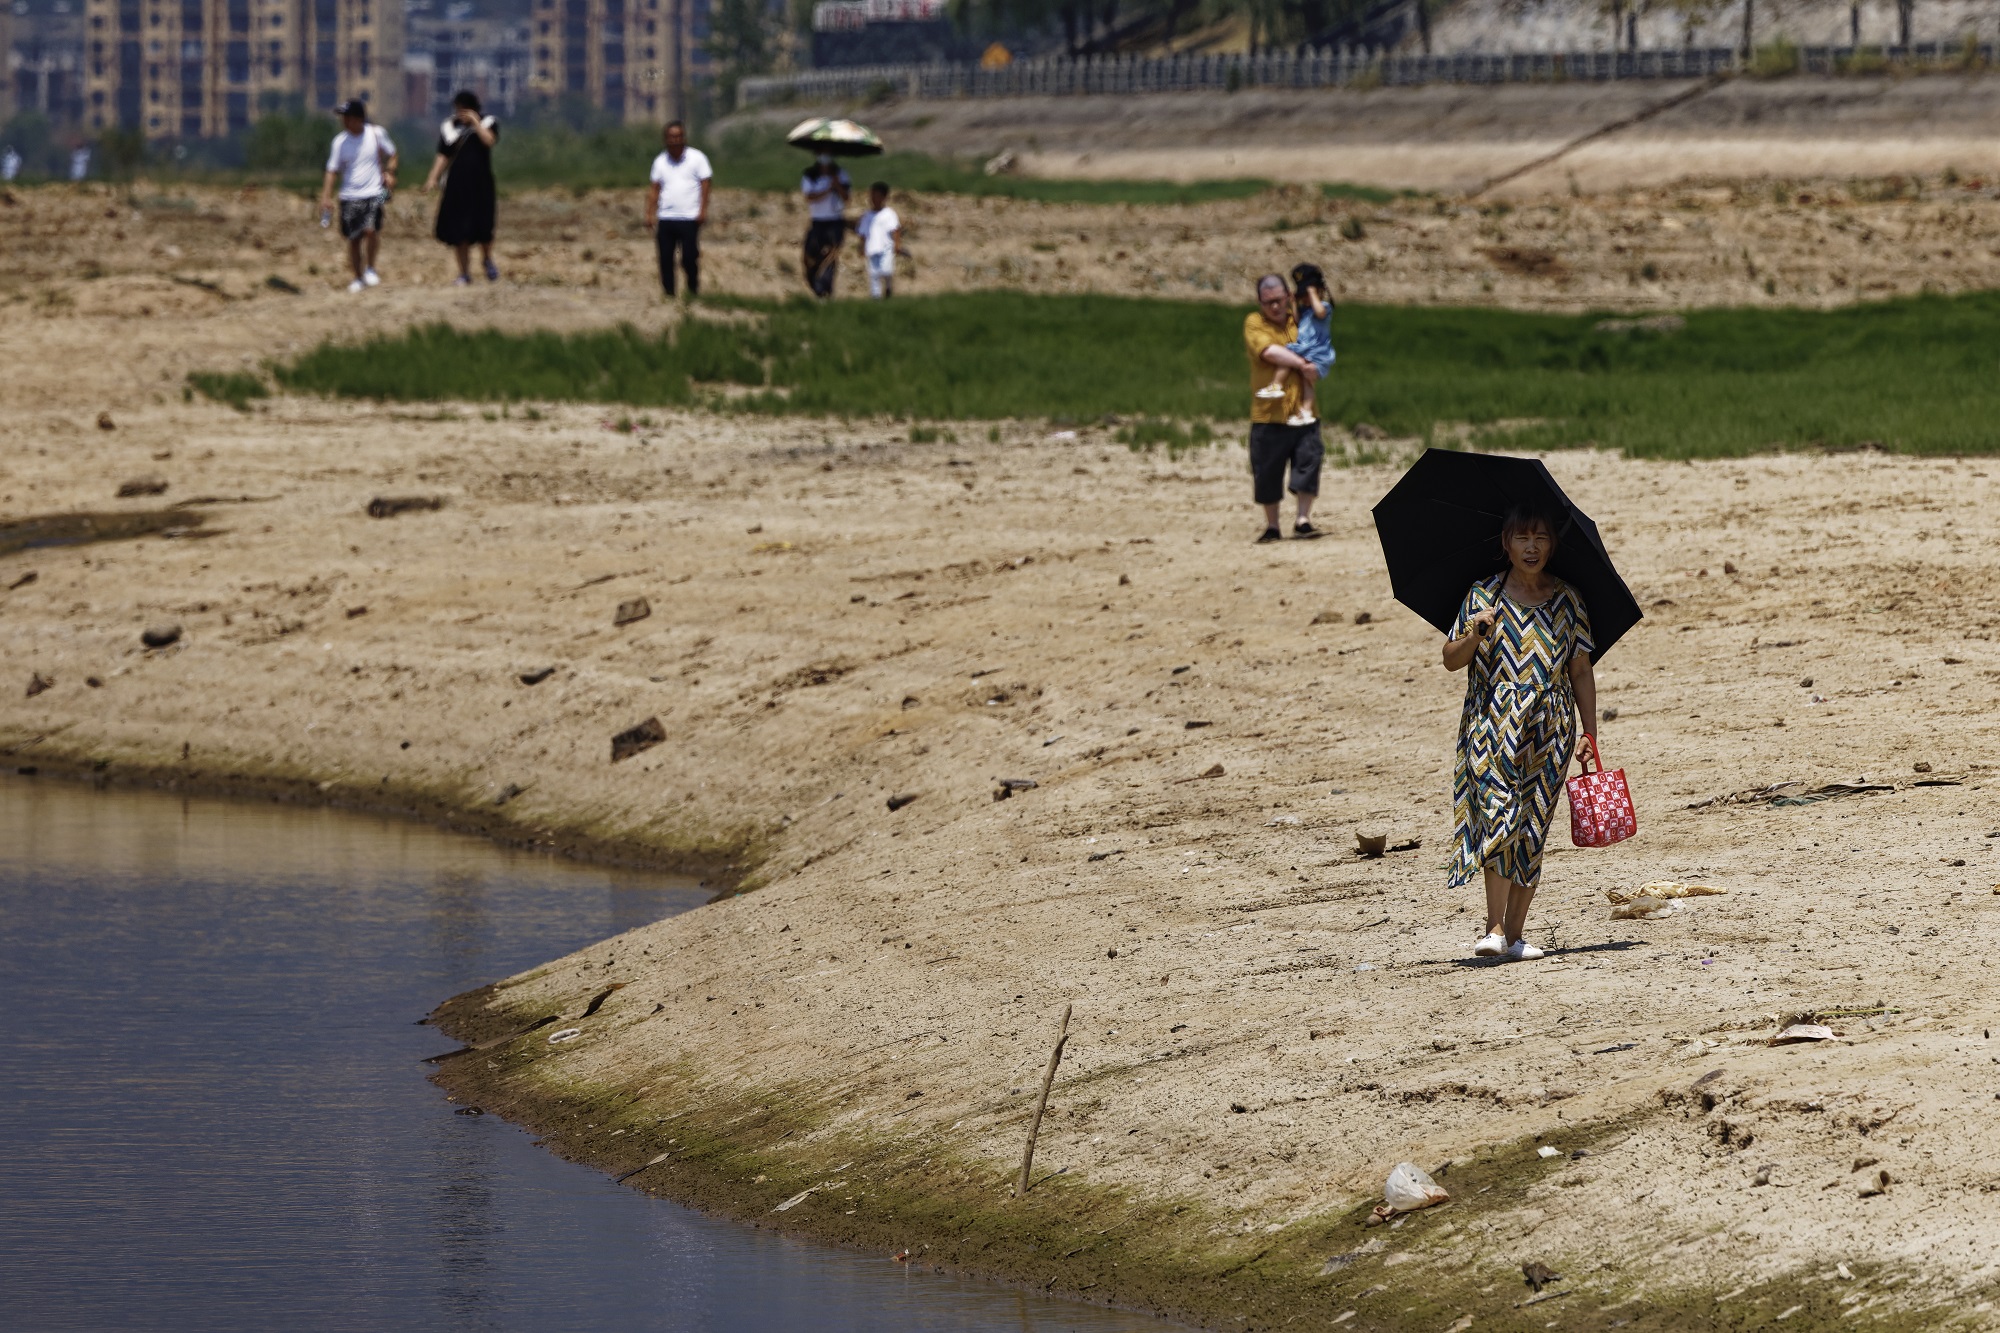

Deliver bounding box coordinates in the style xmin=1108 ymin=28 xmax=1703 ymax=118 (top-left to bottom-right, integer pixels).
xmin=1254 ymin=262 xmax=1335 ymax=426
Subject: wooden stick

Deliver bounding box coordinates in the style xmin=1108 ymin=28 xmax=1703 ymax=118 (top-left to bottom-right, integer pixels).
xmin=1016 ymin=1002 xmax=1072 ymax=1197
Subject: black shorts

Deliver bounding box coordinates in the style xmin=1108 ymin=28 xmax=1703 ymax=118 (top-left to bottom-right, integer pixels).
xmin=1248 ymin=420 xmax=1323 ymax=504
xmin=338 ymin=195 xmax=385 ymax=239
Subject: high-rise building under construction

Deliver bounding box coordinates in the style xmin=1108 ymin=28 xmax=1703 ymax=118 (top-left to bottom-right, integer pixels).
xmin=81 ymin=0 xmax=404 ymax=138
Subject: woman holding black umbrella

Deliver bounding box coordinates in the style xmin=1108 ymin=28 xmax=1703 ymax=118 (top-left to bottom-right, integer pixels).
xmin=1440 ymin=503 xmax=1598 ymax=961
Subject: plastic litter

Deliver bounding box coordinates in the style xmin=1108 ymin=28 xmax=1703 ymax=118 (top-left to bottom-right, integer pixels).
xmin=1769 ymin=1023 xmax=1837 ymax=1046
xmin=547 ymin=1027 xmax=583 ymax=1044
xmin=1608 ymin=882 xmax=1725 ymax=904
xmin=1610 ymin=895 xmax=1677 ymax=920
xmin=1536 ymin=1145 xmax=1561 ymax=1159
xmin=1382 ymin=1162 xmax=1450 ymax=1214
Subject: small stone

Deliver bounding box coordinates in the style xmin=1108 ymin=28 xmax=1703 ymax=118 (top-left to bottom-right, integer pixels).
xmin=98 ymin=412 xmax=116 ymax=430
xmin=8 ymin=571 xmax=38 ymax=590
xmin=1310 ymin=610 xmax=1340 ymax=624
xmin=1913 ymin=761 xmax=1933 ymax=773
xmin=1723 ymin=561 xmax=1738 ymax=574
xmin=366 ymin=495 xmax=445 ymax=519
xmin=117 ymin=475 xmax=168 ymax=497
xmin=140 ymin=624 xmax=182 ymax=649
xmin=886 ymin=792 xmax=919 ymax=812
xmin=519 ymin=666 xmax=556 ymax=685
xmin=1353 ymin=611 xmax=1372 ymax=625
xmin=610 ymin=716 xmax=667 ymax=762
xmin=614 ymin=596 xmax=652 ymax=627
xmin=26 ymin=672 xmax=53 ymax=697
xmin=345 ymin=605 xmax=368 ymax=618
xmin=1800 ymin=677 xmax=1813 ymax=688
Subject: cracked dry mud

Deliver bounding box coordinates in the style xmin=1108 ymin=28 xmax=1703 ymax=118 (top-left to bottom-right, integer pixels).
xmin=6 ymin=181 xmax=2000 ymax=1327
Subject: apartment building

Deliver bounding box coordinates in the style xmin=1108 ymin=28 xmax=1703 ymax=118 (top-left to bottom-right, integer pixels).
xmin=527 ymin=0 xmax=707 ymax=124
xmin=403 ymin=8 xmax=529 ymax=122
xmin=81 ymin=0 xmax=403 ymax=138
xmin=9 ymin=5 xmax=91 ymax=127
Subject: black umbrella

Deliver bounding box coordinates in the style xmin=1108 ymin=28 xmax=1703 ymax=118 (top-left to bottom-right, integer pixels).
xmin=1371 ymin=449 xmax=1642 ymax=658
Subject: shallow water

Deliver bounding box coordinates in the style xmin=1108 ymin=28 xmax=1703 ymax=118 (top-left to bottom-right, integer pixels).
xmin=0 ymin=778 xmax=1178 ymax=1332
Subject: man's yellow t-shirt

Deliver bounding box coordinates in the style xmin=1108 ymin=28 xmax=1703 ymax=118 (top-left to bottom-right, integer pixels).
xmin=1244 ymin=310 xmax=1299 ymax=425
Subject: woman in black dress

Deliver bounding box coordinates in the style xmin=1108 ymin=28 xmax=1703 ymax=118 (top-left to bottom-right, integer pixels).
xmin=420 ymin=90 xmax=499 ymax=285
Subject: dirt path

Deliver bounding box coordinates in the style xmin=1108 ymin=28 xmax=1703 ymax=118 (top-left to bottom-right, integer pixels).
xmin=6 ymin=184 xmax=2000 ymax=1328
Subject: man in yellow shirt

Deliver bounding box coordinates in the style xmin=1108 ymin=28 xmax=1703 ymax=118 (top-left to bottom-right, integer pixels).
xmin=1243 ymin=274 xmax=1323 ymax=542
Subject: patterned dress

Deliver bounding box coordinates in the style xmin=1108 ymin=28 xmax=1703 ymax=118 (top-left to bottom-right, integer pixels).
xmin=1449 ymin=573 xmax=1594 ymax=889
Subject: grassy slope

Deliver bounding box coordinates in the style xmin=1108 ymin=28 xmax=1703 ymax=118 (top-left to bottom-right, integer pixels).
xmin=271 ymin=290 xmax=2000 ymax=459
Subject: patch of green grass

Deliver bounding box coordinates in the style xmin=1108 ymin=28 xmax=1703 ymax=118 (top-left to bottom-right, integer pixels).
xmin=1320 ymin=181 xmax=1403 ymax=204
xmin=269 ymin=290 xmax=2000 ymax=458
xmin=1117 ymin=417 xmax=1216 ymax=454
xmin=186 ymin=370 xmax=270 ymax=412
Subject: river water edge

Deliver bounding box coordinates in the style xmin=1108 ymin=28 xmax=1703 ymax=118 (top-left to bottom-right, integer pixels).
xmin=0 ymin=774 xmax=1179 ymax=1332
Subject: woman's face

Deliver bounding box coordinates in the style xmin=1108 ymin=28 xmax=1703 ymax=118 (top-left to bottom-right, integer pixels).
xmin=1504 ymin=523 xmax=1554 ymax=576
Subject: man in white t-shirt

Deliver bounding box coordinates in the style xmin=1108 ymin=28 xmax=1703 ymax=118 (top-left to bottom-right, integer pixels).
xmin=800 ymin=153 xmax=850 ymax=299
xmin=854 ymin=181 xmax=902 ymax=300
xmin=317 ymin=99 xmax=398 ymax=294
xmin=644 ymin=120 xmax=712 ymax=298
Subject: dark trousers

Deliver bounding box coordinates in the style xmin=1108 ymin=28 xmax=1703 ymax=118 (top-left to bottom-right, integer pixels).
xmin=655 ymin=219 xmax=701 ymax=296
xmin=804 ymin=219 xmax=846 ymax=298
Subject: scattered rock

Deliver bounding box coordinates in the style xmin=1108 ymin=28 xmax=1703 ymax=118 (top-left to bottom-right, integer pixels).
xmin=1602 ymin=706 xmax=1620 ymax=720
xmin=6 ymin=571 xmax=35 ymax=590
xmin=345 ymin=605 xmax=368 ymax=618
xmin=886 ymin=791 xmax=919 ymax=811
xmin=1723 ymin=560 xmax=1738 ymax=574
xmin=519 ymin=666 xmax=557 ymax=685
xmin=366 ymin=495 xmax=445 ymax=519
xmin=26 ymin=672 xmax=53 ymax=697
xmin=117 ymin=475 xmax=168 ymax=497
xmin=1353 ymin=610 xmax=1372 ymax=625
xmin=1357 ymin=833 xmax=1388 ymax=858
xmin=492 ymin=783 xmax=525 ymax=807
xmin=1522 ymin=1260 xmax=1563 ymax=1292
xmin=1914 ymin=761 xmax=1933 ymax=773
xmin=264 ymin=275 xmax=302 ymax=294
xmin=85 ymin=676 xmax=102 ymax=688
xmin=1086 ymin=849 xmax=1124 ymax=862
xmin=140 ymin=624 xmax=182 ymax=649
xmin=97 ymin=411 xmax=116 ymax=430
xmin=1799 ymin=677 xmax=1813 ymax=688
xmin=610 ymin=716 xmax=666 ymax=762
xmin=995 ymin=778 xmax=1038 ymax=791
xmin=1196 ymin=763 xmax=1224 ymax=779
xmin=1183 ymin=719 xmax=1212 ymax=729
xmin=1753 ymin=1164 xmax=1774 ymax=1186
xmin=1858 ymin=1169 xmax=1891 ymax=1198
xmin=614 ymin=596 xmax=652 ymax=627
xmin=1310 ymin=610 xmax=1341 ymax=624
xmin=1118 ymin=573 xmax=1131 ymax=586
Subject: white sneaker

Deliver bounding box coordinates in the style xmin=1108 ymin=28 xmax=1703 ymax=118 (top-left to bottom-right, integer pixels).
xmin=362 ymin=269 xmax=381 ymax=288
xmin=1505 ymin=939 xmax=1545 ymax=962
xmin=347 ymin=278 xmax=365 ymax=293
xmin=1287 ymin=410 xmax=1318 ymax=427
xmin=1254 ymin=384 xmax=1286 ymax=399
xmin=1472 ymin=932 xmax=1505 ymax=957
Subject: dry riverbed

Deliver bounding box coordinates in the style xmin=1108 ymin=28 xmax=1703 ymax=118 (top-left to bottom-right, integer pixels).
xmin=6 ymin=184 xmax=2000 ymax=1329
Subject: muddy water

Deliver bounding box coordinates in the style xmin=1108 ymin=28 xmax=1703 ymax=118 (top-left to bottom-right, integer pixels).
xmin=0 ymin=777 xmax=1178 ymax=1332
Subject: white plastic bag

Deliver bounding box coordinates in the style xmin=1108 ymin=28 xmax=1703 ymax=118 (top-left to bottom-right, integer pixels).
xmin=1383 ymin=1162 xmax=1450 ymax=1213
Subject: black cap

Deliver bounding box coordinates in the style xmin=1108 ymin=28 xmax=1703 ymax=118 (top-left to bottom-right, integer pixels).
xmin=335 ymin=98 xmax=368 ymax=118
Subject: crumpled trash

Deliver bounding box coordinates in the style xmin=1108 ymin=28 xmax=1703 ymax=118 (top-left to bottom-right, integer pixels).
xmin=1381 ymin=1162 xmax=1450 ymax=1214
xmin=1769 ymin=1023 xmax=1837 ymax=1046
xmin=1609 ymin=882 xmax=1724 ymax=904
xmin=1611 ymin=895 xmax=1678 ymax=920
xmin=547 ymin=1027 xmax=583 ymax=1044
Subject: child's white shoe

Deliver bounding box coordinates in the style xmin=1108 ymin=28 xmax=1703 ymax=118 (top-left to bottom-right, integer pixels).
xmin=1255 ymin=384 xmax=1286 ymax=399
xmin=1286 ymin=410 xmax=1318 ymax=427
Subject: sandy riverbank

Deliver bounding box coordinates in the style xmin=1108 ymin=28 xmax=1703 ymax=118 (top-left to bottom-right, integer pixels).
xmin=7 ymin=184 xmax=2000 ymax=1328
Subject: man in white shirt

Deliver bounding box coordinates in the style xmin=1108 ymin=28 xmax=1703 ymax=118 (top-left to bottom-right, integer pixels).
xmin=317 ymin=99 xmax=398 ymax=293
xmin=644 ymin=121 xmax=712 ymax=298
xmin=800 ymin=152 xmax=850 ymax=299
xmin=854 ymin=181 xmax=902 ymax=300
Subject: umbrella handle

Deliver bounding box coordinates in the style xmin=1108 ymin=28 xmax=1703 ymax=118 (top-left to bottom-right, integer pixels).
xmin=1576 ymin=732 xmax=1603 ymax=774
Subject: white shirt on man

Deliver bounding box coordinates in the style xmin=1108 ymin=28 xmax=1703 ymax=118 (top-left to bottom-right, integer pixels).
xmin=858 ymin=206 xmax=900 ymax=257
xmin=802 ymin=165 xmax=850 ymax=221
xmin=650 ymin=147 xmax=713 ymax=220
xmin=326 ymin=124 xmax=396 ymax=200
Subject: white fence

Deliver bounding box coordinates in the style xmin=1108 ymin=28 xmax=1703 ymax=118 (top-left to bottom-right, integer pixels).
xmin=739 ymin=42 xmax=1997 ymax=107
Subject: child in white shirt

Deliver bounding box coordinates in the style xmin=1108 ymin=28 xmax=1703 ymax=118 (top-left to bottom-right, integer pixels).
xmin=854 ymin=182 xmax=903 ymax=300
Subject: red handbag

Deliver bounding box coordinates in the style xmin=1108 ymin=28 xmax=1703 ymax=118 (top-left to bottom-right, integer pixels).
xmin=1567 ymin=734 xmax=1636 ymax=848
